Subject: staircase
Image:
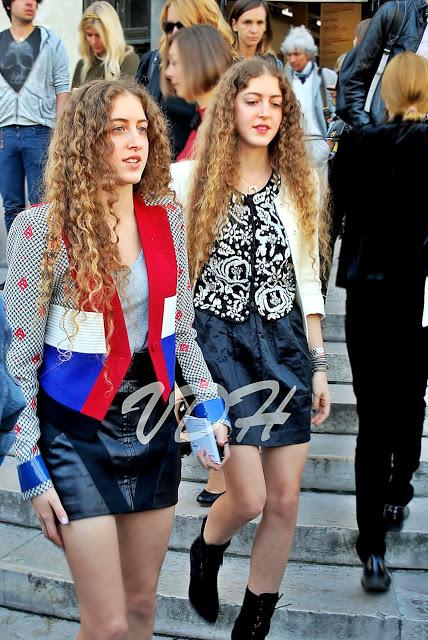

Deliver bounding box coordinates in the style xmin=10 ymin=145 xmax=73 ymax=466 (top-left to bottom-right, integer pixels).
xmin=0 ymin=273 xmax=427 ymax=640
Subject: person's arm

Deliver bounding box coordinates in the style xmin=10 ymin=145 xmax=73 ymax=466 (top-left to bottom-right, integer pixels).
xmin=4 ymin=209 xmax=52 ymax=499
xmin=294 ymin=175 xmax=330 ymax=424
xmin=120 ymin=50 xmax=140 ymax=79
xmin=4 ymin=208 xmax=68 ymax=544
xmin=306 ymin=315 xmax=330 ymax=426
xmin=337 ymin=1 xmax=396 ymax=128
xmin=56 ymin=92 xmax=68 ymax=115
xmin=71 ymin=59 xmax=83 ymax=90
xmin=52 ymin=38 xmax=70 ymax=113
xmin=168 ymin=200 xmax=230 ymax=465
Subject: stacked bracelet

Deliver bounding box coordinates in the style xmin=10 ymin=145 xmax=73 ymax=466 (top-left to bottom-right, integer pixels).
xmin=309 ymin=347 xmax=329 ymax=373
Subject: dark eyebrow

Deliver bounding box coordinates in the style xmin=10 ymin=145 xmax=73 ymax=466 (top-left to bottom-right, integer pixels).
xmin=243 ymin=92 xmax=283 ymax=99
xmin=111 ymin=118 xmax=149 ymax=124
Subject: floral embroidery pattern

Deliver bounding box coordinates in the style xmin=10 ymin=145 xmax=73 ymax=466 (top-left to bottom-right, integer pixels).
xmin=194 ymin=174 xmax=296 ymax=322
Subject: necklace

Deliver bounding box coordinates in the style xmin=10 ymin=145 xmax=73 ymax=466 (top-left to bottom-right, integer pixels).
xmin=239 ymin=167 xmax=272 ymax=195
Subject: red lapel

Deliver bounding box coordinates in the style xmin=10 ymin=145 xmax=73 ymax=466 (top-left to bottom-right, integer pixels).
xmin=133 ymin=194 xmax=177 ymax=401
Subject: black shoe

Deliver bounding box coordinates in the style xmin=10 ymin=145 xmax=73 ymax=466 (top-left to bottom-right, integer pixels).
xmin=196 ymin=489 xmax=226 ymax=506
xmin=384 ymin=504 xmax=410 ymax=531
xmin=231 ymin=587 xmax=279 ymax=639
xmin=361 ymin=555 xmax=392 ymax=593
xmin=188 ymin=516 xmax=231 ymax=623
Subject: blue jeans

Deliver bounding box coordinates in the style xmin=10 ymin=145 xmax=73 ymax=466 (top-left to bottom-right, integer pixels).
xmin=0 ymin=125 xmax=51 ymax=232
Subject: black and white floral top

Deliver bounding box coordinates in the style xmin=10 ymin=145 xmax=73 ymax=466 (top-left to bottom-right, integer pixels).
xmin=194 ymin=173 xmax=297 ymax=322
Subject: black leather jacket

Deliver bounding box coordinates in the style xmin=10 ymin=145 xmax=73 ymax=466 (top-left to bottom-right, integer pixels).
xmin=334 ymin=120 xmax=428 ymax=288
xmin=337 ymin=0 xmax=428 ymax=128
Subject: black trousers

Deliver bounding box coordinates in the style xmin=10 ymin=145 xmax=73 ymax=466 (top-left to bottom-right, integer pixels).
xmin=345 ymin=282 xmax=427 ymax=563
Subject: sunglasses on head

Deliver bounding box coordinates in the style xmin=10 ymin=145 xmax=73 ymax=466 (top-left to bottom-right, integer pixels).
xmin=163 ymin=21 xmax=184 ymax=34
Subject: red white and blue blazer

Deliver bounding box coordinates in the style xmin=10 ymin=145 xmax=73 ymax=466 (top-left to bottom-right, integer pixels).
xmin=4 ymin=195 xmax=226 ymax=500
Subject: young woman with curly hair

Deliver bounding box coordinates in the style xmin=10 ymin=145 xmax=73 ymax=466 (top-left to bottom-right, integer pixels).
xmin=4 ymin=78 xmax=229 ymax=640
xmin=136 ymin=0 xmax=234 ymax=159
xmin=172 ymin=58 xmax=331 ymax=638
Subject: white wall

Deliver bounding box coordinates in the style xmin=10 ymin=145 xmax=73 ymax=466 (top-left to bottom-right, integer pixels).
xmin=0 ymin=0 xmax=83 ymax=81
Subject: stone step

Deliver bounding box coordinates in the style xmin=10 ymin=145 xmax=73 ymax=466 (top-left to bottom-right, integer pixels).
xmin=317 ymin=385 xmax=428 ymax=436
xmin=325 ymin=342 xmax=352 ymax=383
xmin=0 ymin=522 xmax=426 ymax=640
xmin=181 ymin=434 xmax=428 ymax=496
xmin=0 ymin=607 xmax=190 ymax=640
xmin=322 ymin=304 xmax=345 ymax=343
xmin=314 ymin=383 xmax=357 ymax=434
xmin=172 ymin=483 xmax=428 ymax=570
xmin=1 ymin=461 xmax=427 ymax=570
xmin=0 ymin=607 xmax=180 ymax=640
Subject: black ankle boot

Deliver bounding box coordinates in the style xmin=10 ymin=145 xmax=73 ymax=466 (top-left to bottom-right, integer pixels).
xmin=188 ymin=516 xmax=231 ymax=623
xmin=231 ymin=587 xmax=279 ymax=639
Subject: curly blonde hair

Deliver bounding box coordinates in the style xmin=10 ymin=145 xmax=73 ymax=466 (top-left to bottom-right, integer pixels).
xmin=40 ymin=79 xmax=172 ymax=354
xmin=187 ymin=58 xmax=330 ymax=282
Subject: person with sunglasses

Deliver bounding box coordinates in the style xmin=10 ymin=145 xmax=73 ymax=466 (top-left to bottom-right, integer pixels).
xmin=135 ymin=0 xmax=234 ymax=160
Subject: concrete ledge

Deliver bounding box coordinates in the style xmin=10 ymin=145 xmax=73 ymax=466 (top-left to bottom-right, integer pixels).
xmin=181 ymin=435 xmax=428 ymax=496
xmin=322 ymin=313 xmax=346 ymax=343
xmin=325 ymin=342 xmax=352 ymax=383
xmin=1 ymin=528 xmax=427 ymax=640
xmin=1 ymin=477 xmax=428 ymax=571
xmin=0 ymin=607 xmax=184 ymax=640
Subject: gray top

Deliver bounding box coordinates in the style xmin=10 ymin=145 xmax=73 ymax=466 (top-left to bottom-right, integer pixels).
xmin=0 ymin=26 xmax=69 ymax=128
xmin=120 ymin=251 xmax=149 ymax=353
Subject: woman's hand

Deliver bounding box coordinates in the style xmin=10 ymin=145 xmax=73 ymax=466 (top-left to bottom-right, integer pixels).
xmin=196 ymin=421 xmax=231 ymax=470
xmin=32 ymin=488 xmax=69 ymax=547
xmin=311 ymin=371 xmax=331 ymax=426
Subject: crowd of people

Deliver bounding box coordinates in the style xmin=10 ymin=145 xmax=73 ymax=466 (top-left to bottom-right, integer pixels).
xmin=0 ymin=0 xmax=427 ymax=639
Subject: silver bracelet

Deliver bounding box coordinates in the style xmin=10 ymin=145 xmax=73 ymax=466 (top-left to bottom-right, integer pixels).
xmin=309 ymin=346 xmax=325 ymax=357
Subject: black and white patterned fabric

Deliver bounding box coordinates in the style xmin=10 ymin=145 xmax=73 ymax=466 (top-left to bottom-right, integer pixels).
xmin=194 ymin=174 xmax=297 ymax=322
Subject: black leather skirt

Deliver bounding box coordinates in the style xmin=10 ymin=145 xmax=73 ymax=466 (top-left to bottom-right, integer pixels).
xmin=38 ymin=352 xmax=181 ymax=521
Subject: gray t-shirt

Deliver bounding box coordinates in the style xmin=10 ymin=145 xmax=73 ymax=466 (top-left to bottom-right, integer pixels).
xmin=119 ymin=251 xmax=149 ymax=353
xmin=0 ymin=27 xmax=41 ymax=93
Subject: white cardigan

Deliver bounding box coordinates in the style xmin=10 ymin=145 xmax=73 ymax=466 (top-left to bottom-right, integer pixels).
xmin=170 ymin=160 xmax=325 ymax=325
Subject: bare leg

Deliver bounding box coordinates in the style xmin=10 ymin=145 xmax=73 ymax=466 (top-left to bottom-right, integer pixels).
xmin=248 ymin=443 xmax=309 ymax=594
xmin=116 ymin=506 xmax=175 ymax=640
xmin=204 ymin=445 xmax=266 ymax=545
xmin=61 ymin=516 xmax=128 ymax=640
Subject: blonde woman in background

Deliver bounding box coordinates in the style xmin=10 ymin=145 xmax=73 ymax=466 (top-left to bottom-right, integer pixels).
xmin=136 ymin=0 xmax=234 ymax=159
xmin=332 ymin=52 xmax=428 ymax=593
xmin=72 ymin=1 xmax=139 ymax=88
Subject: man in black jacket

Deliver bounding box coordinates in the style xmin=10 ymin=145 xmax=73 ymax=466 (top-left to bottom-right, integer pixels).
xmin=337 ymin=0 xmax=428 ymax=127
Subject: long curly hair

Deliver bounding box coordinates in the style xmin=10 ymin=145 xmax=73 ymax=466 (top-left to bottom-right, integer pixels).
xmin=187 ymin=58 xmax=330 ymax=282
xmin=40 ymin=79 xmax=172 ymax=355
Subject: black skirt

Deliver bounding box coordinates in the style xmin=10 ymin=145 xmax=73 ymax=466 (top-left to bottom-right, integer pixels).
xmin=194 ymin=305 xmax=312 ymax=447
xmin=38 ymin=351 xmax=181 ymax=521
